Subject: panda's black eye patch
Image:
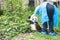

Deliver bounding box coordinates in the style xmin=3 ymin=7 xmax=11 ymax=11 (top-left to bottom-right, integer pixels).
xmin=28 ymin=20 xmax=34 ymax=24
xmin=28 ymin=16 xmax=31 ymax=19
xmin=32 ymin=19 xmax=34 ymax=20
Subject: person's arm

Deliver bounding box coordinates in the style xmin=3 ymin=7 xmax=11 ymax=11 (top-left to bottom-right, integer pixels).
xmin=54 ymin=5 xmax=59 ymax=27
xmin=31 ymin=6 xmax=40 ymax=17
xmin=34 ymin=6 xmax=40 ymax=15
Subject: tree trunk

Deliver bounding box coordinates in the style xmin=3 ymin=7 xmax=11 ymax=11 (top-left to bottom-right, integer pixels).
xmin=29 ymin=0 xmax=34 ymax=6
xmin=0 ymin=0 xmax=4 ymax=10
xmin=34 ymin=0 xmax=40 ymax=7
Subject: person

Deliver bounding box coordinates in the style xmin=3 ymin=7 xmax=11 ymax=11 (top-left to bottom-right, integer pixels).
xmin=51 ymin=0 xmax=58 ymax=7
xmin=31 ymin=0 xmax=59 ymax=36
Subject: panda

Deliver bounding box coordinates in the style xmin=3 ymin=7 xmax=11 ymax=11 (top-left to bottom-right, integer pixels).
xmin=28 ymin=16 xmax=42 ymax=32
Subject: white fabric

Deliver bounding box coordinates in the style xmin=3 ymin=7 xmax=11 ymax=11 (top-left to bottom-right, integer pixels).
xmin=51 ymin=0 xmax=58 ymax=2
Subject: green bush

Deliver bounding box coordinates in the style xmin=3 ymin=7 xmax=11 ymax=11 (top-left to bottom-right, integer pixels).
xmin=0 ymin=10 xmax=3 ymax=16
xmin=0 ymin=0 xmax=35 ymax=40
xmin=0 ymin=15 xmax=32 ymax=40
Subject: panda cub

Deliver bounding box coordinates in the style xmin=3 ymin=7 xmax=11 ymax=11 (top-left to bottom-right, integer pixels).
xmin=28 ymin=16 xmax=41 ymax=32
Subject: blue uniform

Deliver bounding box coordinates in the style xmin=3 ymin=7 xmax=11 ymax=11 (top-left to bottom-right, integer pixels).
xmin=34 ymin=2 xmax=59 ymax=27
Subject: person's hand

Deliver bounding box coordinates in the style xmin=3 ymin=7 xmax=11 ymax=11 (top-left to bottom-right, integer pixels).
xmin=31 ymin=14 xmax=36 ymax=18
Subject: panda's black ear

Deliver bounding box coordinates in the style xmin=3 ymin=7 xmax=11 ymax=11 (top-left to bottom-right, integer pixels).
xmin=28 ymin=16 xmax=31 ymax=19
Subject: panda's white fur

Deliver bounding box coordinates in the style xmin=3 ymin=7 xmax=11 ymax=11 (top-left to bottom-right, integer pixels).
xmin=30 ymin=24 xmax=36 ymax=30
xmin=29 ymin=16 xmax=37 ymax=30
xmin=29 ymin=16 xmax=38 ymax=23
xmin=28 ymin=16 xmax=41 ymax=31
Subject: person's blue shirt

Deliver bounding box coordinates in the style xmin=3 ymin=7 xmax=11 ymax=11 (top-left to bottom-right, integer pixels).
xmin=34 ymin=2 xmax=59 ymax=27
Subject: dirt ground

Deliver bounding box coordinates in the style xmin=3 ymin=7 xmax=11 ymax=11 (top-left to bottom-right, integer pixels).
xmin=12 ymin=32 xmax=34 ymax=40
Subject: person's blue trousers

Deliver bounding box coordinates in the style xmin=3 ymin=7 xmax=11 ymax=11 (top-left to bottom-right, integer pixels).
xmin=42 ymin=3 xmax=54 ymax=33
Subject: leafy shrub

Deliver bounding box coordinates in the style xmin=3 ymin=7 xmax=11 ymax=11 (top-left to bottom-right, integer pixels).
xmin=0 ymin=15 xmax=31 ymax=40
xmin=0 ymin=0 xmax=35 ymax=39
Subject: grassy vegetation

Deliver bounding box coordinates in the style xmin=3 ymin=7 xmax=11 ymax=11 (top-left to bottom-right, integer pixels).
xmin=25 ymin=32 xmax=60 ymax=40
xmin=12 ymin=31 xmax=60 ymax=40
xmin=0 ymin=0 xmax=34 ymax=40
xmin=0 ymin=0 xmax=60 ymax=40
xmin=11 ymin=9 xmax=60 ymax=40
xmin=0 ymin=6 xmax=60 ymax=40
